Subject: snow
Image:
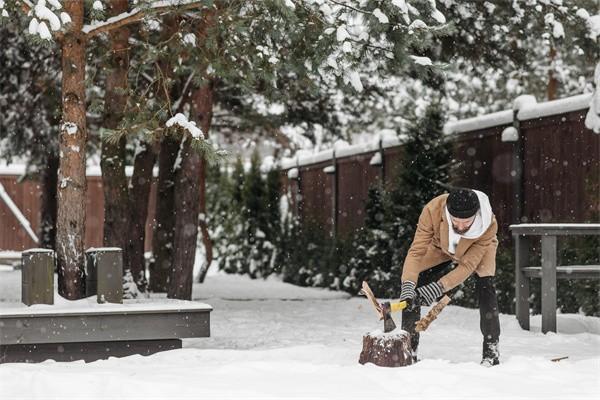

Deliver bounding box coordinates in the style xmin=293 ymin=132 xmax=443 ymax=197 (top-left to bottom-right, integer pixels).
xmin=182 ymin=33 xmax=196 ymax=46
xmin=517 ymin=93 xmax=593 ymax=121
xmin=372 ymin=8 xmax=389 ymax=24
xmin=347 ymin=70 xmax=363 ymax=92
xmin=322 ymin=165 xmax=335 ymax=174
xmin=166 ymin=113 xmax=204 ymax=139
xmin=336 ymin=25 xmax=349 ymax=42
xmin=509 ymin=223 xmax=600 ymax=229
xmin=369 ymin=151 xmax=382 ymax=166
xmin=0 ymin=162 xmax=158 ymax=178
xmin=62 ymin=122 xmax=77 ymax=135
xmin=446 ymin=93 xmax=593 ymax=135
xmin=286 ymin=167 xmax=298 ymax=179
xmin=280 ymin=136 xmax=403 ymax=170
xmin=34 ymin=1 xmax=61 ymax=31
xmin=0 ymin=267 xmax=599 ymax=399
xmin=92 ymin=1 xmax=103 ymax=11
xmin=585 ymin=63 xmax=600 ymax=134
xmin=444 ymin=109 xmax=513 ymax=135
xmin=501 ymin=126 xmax=519 ymax=142
xmin=411 ymin=55 xmax=433 ymax=66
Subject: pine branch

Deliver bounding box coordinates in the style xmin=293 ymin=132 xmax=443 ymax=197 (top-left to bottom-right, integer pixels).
xmin=83 ymin=0 xmax=207 ymax=39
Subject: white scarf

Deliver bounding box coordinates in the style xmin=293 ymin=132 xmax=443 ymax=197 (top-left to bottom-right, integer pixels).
xmin=445 ymin=190 xmax=493 ymax=254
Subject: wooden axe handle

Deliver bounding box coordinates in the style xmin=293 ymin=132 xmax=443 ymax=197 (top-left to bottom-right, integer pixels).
xmin=360 ymin=281 xmax=383 ymax=319
xmin=415 ymin=295 xmax=451 ymax=332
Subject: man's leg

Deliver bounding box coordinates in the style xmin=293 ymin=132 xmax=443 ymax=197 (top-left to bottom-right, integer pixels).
xmin=476 ymin=274 xmax=501 ymax=365
xmin=401 ymin=260 xmax=453 ymax=359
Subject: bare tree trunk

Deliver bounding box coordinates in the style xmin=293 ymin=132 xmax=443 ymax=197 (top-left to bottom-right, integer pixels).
xmin=57 ymin=1 xmax=87 ymax=299
xmin=101 ymin=0 xmax=130 ymax=267
xmin=127 ymin=141 xmax=156 ymax=292
xmin=40 ymin=152 xmax=58 ymax=250
xmin=168 ymin=82 xmax=213 ymax=299
xmin=547 ymin=46 xmax=558 ymax=101
xmin=149 ymin=135 xmax=179 ymax=292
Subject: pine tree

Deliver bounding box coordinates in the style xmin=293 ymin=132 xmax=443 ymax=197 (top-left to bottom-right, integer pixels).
xmin=386 ymin=102 xmax=451 ymax=297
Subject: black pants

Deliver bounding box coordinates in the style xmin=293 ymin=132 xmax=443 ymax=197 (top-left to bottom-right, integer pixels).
xmin=401 ymin=260 xmax=501 ymax=354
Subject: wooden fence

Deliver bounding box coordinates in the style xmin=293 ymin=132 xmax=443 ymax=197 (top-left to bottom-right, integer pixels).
xmin=0 ymin=166 xmax=157 ymax=252
xmin=281 ymin=94 xmax=599 ymax=239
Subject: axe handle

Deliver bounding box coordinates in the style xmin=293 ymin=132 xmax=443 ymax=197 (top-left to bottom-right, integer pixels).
xmin=415 ymin=295 xmax=451 ymax=332
xmin=360 ymin=281 xmax=383 ymax=319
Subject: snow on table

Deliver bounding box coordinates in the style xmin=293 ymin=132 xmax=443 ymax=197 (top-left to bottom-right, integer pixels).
xmin=1 ymin=269 xmax=599 ymax=399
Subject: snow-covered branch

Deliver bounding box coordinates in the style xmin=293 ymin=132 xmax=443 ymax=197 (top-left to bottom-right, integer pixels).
xmin=82 ymin=0 xmax=205 ymax=38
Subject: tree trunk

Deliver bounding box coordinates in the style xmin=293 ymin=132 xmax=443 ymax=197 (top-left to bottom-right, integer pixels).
xmin=547 ymin=46 xmax=558 ymax=101
xmin=40 ymin=152 xmax=58 ymax=251
xmin=168 ymin=82 xmax=213 ymax=299
xmin=57 ymin=1 xmax=87 ymax=300
xmin=101 ymin=0 xmax=130 ymax=268
xmin=127 ymin=141 xmax=156 ymax=292
xmin=148 ymin=15 xmax=179 ymax=293
xmin=149 ymin=135 xmax=180 ymax=292
xmin=358 ymin=331 xmax=414 ymax=368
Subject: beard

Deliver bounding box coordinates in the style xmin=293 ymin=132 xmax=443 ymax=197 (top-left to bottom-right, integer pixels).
xmin=452 ymin=225 xmax=470 ymax=235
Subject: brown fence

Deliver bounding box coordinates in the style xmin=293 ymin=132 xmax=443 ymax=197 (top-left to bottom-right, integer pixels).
xmin=281 ymin=95 xmax=599 ymax=239
xmin=0 ymin=172 xmax=157 ymax=252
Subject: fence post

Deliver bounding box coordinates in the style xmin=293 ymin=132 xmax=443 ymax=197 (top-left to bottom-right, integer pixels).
xmin=85 ymin=248 xmax=123 ymax=304
xmin=21 ymin=249 xmax=54 ymax=306
xmin=511 ymin=109 xmax=524 ymax=224
xmin=331 ymin=150 xmax=338 ymax=240
xmin=379 ymin=138 xmax=386 ymax=186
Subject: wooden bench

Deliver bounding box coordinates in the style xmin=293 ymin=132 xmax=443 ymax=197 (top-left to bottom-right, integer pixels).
xmin=510 ymin=223 xmax=600 ymax=333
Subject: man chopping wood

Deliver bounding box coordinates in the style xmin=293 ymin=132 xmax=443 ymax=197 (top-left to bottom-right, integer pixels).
xmin=398 ymin=188 xmax=501 ymax=366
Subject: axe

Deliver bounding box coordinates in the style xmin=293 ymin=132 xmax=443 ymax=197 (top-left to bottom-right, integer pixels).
xmin=360 ymin=281 xmax=451 ymax=333
xmin=359 ymin=281 xmax=406 ymax=333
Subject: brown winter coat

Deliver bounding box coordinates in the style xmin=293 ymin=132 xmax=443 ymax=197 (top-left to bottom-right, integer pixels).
xmin=400 ymin=194 xmax=498 ymax=291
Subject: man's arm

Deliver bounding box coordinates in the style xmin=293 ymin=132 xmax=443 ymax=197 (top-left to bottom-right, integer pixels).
xmin=438 ymin=218 xmax=498 ymax=291
xmin=401 ymin=204 xmax=435 ymax=283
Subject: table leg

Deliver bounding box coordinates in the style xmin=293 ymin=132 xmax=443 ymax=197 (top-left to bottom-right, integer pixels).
xmin=515 ymin=235 xmax=530 ymax=330
xmin=541 ymin=235 xmax=557 ymax=333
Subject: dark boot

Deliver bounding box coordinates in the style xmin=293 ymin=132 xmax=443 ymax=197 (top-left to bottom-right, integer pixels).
xmin=401 ymin=305 xmax=420 ymax=362
xmin=477 ymin=275 xmax=501 ymax=366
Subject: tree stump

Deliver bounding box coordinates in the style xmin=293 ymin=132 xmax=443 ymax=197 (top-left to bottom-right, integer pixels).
xmin=358 ymin=330 xmax=414 ymax=367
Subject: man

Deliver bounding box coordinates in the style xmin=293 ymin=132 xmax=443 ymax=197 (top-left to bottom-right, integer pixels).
xmin=398 ymin=188 xmax=501 ymax=366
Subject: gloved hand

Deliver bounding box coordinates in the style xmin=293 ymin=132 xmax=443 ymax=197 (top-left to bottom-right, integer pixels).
xmin=398 ymin=281 xmax=416 ymax=302
xmin=415 ymin=281 xmax=444 ymax=306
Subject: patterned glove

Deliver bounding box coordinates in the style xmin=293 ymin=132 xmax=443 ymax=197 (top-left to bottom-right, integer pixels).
xmin=415 ymin=281 xmax=444 ymax=306
xmin=398 ymin=281 xmax=416 ymax=302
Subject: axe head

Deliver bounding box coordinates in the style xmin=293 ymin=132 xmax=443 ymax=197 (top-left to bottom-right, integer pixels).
xmin=381 ymin=302 xmax=397 ymax=333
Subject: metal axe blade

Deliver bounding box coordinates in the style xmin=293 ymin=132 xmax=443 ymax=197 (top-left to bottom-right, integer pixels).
xmin=381 ymin=302 xmax=397 ymax=333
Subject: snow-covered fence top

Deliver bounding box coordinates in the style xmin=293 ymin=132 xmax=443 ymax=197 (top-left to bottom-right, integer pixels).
xmin=0 ymin=164 xmax=158 ymax=177
xmin=281 ymin=93 xmax=593 ymax=170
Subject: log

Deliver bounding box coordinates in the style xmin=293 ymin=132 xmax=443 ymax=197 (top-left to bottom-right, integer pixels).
xmin=415 ymin=295 xmax=451 ymax=332
xmin=358 ymin=330 xmax=414 ymax=367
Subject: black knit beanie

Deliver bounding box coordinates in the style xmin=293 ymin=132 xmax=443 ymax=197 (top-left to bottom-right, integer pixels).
xmin=447 ymin=189 xmax=479 ymax=218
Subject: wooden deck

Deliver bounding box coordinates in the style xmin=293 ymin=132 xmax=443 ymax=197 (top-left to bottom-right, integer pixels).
xmin=0 ymin=301 xmax=212 ymax=363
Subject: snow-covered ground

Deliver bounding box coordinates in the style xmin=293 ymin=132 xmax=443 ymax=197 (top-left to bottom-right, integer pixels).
xmin=1 ymin=265 xmax=599 ymax=399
